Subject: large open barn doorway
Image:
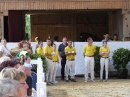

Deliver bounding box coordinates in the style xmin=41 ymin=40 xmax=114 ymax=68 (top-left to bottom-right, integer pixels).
xmin=26 ymin=10 xmax=122 ymax=42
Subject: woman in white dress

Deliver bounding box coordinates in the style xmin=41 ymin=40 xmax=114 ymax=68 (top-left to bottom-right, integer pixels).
xmin=0 ymin=38 xmax=10 ymax=58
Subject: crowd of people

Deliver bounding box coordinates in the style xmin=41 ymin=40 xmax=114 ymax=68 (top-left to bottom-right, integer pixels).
xmin=0 ymin=33 xmax=120 ymax=96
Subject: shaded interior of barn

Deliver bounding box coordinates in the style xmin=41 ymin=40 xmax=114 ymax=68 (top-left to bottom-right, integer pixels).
xmin=4 ymin=9 xmax=123 ymax=42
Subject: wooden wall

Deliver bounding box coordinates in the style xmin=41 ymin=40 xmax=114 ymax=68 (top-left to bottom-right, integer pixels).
xmin=0 ymin=0 xmax=129 ymax=12
xmin=31 ymin=13 xmax=108 ymax=42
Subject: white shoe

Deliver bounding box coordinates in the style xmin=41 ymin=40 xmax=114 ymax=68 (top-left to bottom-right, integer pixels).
xmin=91 ymin=80 xmax=95 ymax=82
xmin=85 ymin=80 xmax=87 ymax=82
xmin=51 ymin=81 xmax=58 ymax=84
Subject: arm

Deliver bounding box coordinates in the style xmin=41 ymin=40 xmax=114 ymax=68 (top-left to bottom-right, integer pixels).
xmin=0 ymin=51 xmax=2 ymax=58
xmin=58 ymin=45 xmax=62 ymax=59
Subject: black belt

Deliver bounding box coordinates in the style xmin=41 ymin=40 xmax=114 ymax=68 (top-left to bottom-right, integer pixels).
xmin=86 ymin=56 xmax=94 ymax=57
xmin=102 ymin=57 xmax=108 ymax=59
xmin=53 ymin=61 xmax=58 ymax=62
xmin=47 ymin=58 xmax=52 ymax=60
xmin=67 ymin=59 xmax=75 ymax=61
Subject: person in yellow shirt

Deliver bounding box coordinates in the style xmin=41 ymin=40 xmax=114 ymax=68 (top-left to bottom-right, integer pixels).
xmin=44 ymin=38 xmax=53 ymax=85
xmin=36 ymin=41 xmax=44 ymax=55
xmin=99 ymin=41 xmax=110 ymax=82
xmin=65 ymin=40 xmax=76 ymax=82
xmin=83 ymin=37 xmax=96 ymax=82
xmin=51 ymin=44 xmax=59 ymax=84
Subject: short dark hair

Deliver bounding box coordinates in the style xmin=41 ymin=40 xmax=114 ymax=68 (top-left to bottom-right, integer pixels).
xmin=67 ymin=39 xmax=72 ymax=42
xmin=46 ymin=38 xmax=51 ymax=41
xmin=103 ymin=41 xmax=107 ymax=44
xmin=38 ymin=41 xmax=43 ymax=45
xmin=87 ymin=37 xmax=92 ymax=42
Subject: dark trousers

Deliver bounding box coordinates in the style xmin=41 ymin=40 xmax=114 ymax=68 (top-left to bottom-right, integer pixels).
xmin=61 ymin=56 xmax=66 ymax=79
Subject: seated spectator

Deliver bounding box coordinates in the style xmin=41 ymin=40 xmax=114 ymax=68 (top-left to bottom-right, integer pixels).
xmin=13 ymin=58 xmax=21 ymax=69
xmin=16 ymin=43 xmax=31 ymax=57
xmin=0 ymin=60 xmax=20 ymax=71
xmin=20 ymin=54 xmax=25 ymax=65
xmin=18 ymin=65 xmax=32 ymax=76
xmin=0 ymin=56 xmax=10 ymax=64
xmin=101 ymin=34 xmax=112 ymax=42
xmin=18 ymin=66 xmax=33 ymax=96
xmin=24 ymin=56 xmax=36 ymax=73
xmin=0 ymin=68 xmax=28 ymax=97
xmin=113 ymin=34 xmax=120 ymax=41
xmin=0 ymin=78 xmax=21 ymax=97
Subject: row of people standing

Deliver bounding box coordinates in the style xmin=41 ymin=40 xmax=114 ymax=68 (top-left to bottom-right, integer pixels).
xmin=36 ymin=36 xmax=110 ymax=84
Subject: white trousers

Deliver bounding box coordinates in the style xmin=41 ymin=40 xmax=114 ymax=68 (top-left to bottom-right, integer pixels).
xmin=100 ymin=58 xmax=109 ymax=80
xmin=66 ymin=60 xmax=75 ymax=80
xmin=52 ymin=62 xmax=59 ymax=82
xmin=85 ymin=56 xmax=94 ymax=81
xmin=46 ymin=58 xmax=54 ymax=82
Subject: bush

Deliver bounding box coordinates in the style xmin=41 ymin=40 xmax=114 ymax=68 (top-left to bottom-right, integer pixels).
xmin=94 ymin=46 xmax=101 ymax=74
xmin=30 ymin=54 xmax=47 ymax=72
xmin=113 ymin=48 xmax=130 ymax=75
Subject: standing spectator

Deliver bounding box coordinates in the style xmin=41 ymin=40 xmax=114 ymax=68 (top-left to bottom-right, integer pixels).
xmin=44 ymin=38 xmax=53 ymax=85
xmin=0 ymin=38 xmax=11 ymax=58
xmin=36 ymin=41 xmax=44 ymax=55
xmin=99 ymin=41 xmax=110 ymax=82
xmin=113 ymin=34 xmax=120 ymax=41
xmin=65 ymin=40 xmax=76 ymax=82
xmin=83 ymin=37 xmax=96 ymax=82
xmin=51 ymin=44 xmax=59 ymax=84
xmin=35 ymin=37 xmax=40 ymax=54
xmin=101 ymin=34 xmax=112 ymax=42
xmin=58 ymin=37 xmax=68 ymax=80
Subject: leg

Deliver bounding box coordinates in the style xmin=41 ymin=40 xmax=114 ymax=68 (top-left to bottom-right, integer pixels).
xmin=90 ymin=57 xmax=95 ymax=80
xmin=66 ymin=61 xmax=71 ymax=80
xmin=105 ymin=58 xmax=109 ymax=80
xmin=48 ymin=60 xmax=54 ymax=82
xmin=84 ymin=57 xmax=89 ymax=81
xmin=45 ymin=59 xmax=50 ymax=82
xmin=61 ymin=56 xmax=66 ymax=79
xmin=100 ymin=58 xmax=105 ymax=80
xmin=52 ymin=62 xmax=59 ymax=82
xmin=71 ymin=61 xmax=75 ymax=79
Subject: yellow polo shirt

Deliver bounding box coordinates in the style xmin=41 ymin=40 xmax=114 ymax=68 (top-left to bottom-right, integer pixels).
xmin=65 ymin=46 xmax=76 ymax=60
xmin=52 ymin=50 xmax=59 ymax=62
xmin=44 ymin=45 xmax=53 ymax=59
xmin=83 ymin=44 xmax=96 ymax=56
xmin=99 ymin=46 xmax=110 ymax=57
xmin=36 ymin=47 xmax=44 ymax=55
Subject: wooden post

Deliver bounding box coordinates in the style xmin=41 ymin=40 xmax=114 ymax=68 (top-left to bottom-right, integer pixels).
xmin=122 ymin=10 xmax=130 ymax=41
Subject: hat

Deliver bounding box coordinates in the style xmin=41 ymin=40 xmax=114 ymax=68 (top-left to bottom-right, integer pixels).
xmin=103 ymin=34 xmax=110 ymax=38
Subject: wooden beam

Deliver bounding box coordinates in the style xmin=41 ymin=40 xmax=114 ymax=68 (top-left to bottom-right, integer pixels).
xmin=32 ymin=24 xmax=71 ymax=27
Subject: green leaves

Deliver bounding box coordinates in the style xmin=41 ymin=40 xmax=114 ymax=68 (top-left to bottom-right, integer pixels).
xmin=112 ymin=48 xmax=130 ymax=75
xmin=30 ymin=54 xmax=47 ymax=72
xmin=94 ymin=46 xmax=101 ymax=74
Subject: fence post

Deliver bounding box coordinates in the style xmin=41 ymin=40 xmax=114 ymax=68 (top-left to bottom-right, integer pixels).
xmin=36 ymin=58 xmax=47 ymax=97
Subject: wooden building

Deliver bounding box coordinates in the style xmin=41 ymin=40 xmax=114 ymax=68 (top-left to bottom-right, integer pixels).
xmin=0 ymin=0 xmax=130 ymax=42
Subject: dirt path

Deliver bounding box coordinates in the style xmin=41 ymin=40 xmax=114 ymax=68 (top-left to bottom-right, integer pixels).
xmin=47 ymin=77 xmax=130 ymax=97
